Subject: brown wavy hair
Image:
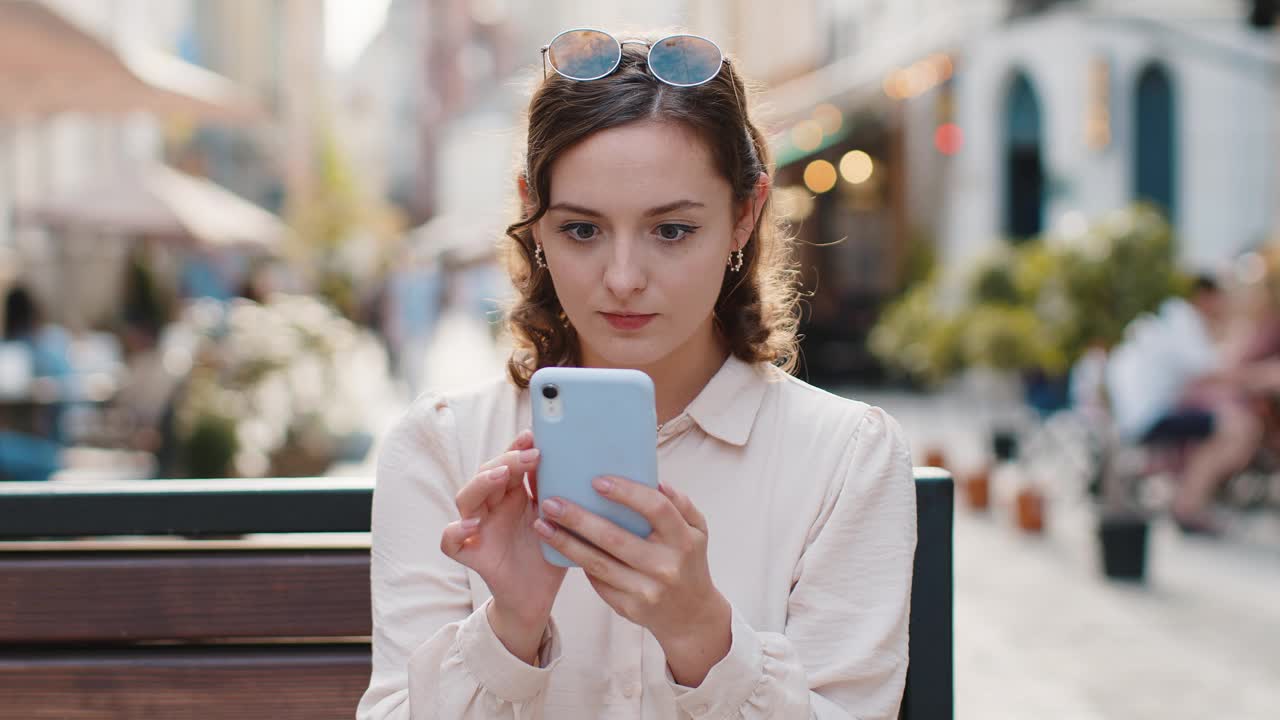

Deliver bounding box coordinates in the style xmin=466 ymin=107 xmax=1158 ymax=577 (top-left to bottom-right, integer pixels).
xmin=503 ymin=38 xmax=800 ymax=388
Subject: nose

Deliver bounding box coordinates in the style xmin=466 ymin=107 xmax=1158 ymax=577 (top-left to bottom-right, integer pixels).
xmin=603 ymin=236 xmax=647 ymax=300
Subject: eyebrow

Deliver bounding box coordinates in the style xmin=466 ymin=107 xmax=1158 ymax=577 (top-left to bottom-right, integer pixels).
xmin=546 ymin=200 xmax=706 ymax=218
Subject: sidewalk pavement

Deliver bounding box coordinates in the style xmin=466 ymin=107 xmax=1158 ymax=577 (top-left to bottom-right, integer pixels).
xmin=855 ymin=386 xmax=1280 ymax=720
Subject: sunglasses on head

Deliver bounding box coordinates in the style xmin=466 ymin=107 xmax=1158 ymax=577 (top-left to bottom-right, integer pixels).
xmin=541 ymin=28 xmax=727 ymax=87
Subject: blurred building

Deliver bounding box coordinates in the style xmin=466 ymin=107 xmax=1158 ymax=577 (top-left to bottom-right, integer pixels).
xmin=0 ymin=0 xmax=285 ymax=327
xmin=336 ymin=0 xmax=427 ymax=218
xmin=941 ymin=0 xmax=1279 ymax=274
xmin=0 ymin=0 xmax=222 ymax=329
xmin=701 ymin=0 xmax=1279 ymax=383
xmin=744 ymin=0 xmax=1008 ymax=383
xmin=175 ymin=0 xmax=325 ymax=214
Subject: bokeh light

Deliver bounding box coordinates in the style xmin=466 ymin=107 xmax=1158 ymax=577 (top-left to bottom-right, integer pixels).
xmin=790 ymin=120 xmax=824 ymax=152
xmin=803 ymin=160 xmax=838 ymax=194
xmin=812 ymin=103 xmax=844 ymax=135
xmin=934 ymin=123 xmax=963 ymax=155
xmin=839 ymin=150 xmax=874 ymax=184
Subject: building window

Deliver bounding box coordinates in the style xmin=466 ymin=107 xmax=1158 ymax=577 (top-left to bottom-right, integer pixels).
xmin=1133 ymin=63 xmax=1177 ymax=225
xmin=1003 ymin=71 xmax=1044 ymax=241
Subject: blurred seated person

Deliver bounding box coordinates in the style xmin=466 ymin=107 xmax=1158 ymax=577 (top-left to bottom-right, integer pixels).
xmin=0 ymin=286 xmax=76 ymax=479
xmin=111 ymin=315 xmax=184 ymax=458
xmin=1107 ymin=275 xmax=1260 ymax=535
xmin=1217 ymin=270 xmax=1280 ymax=397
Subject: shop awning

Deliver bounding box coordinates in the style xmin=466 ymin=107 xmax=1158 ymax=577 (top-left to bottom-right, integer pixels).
xmin=17 ymin=163 xmax=286 ymax=250
xmin=0 ymin=0 xmax=260 ymax=122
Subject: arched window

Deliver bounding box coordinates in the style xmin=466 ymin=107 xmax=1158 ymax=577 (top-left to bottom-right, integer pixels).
xmin=1003 ymin=72 xmax=1045 ymax=241
xmin=1133 ymin=63 xmax=1177 ymax=224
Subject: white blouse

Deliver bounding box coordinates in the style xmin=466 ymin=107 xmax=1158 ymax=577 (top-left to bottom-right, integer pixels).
xmin=357 ymin=355 xmax=916 ymax=719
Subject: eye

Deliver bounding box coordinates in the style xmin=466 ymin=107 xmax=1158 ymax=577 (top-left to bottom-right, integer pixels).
xmin=559 ymin=222 xmax=599 ymax=242
xmin=656 ymin=223 xmax=698 ymax=243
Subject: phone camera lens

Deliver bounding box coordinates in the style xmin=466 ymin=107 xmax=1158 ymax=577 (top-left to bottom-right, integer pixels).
xmin=542 ymin=384 xmax=559 ymax=400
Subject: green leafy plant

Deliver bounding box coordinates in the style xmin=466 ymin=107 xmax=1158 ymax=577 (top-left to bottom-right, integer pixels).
xmin=869 ymin=279 xmax=964 ymax=385
xmin=870 ymin=203 xmax=1188 ymax=384
xmin=172 ymin=294 xmax=369 ymax=478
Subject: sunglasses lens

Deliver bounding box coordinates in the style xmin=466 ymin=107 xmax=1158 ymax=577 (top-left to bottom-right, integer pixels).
xmin=547 ymin=30 xmax=621 ymax=81
xmin=648 ymin=35 xmax=723 ymax=86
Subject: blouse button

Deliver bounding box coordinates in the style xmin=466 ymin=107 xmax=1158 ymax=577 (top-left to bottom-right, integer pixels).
xmin=693 ymin=703 xmax=710 ymax=715
xmin=622 ymin=682 xmax=639 ymax=698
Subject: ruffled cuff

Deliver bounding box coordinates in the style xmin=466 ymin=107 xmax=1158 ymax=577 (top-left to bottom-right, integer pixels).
xmin=668 ymin=607 xmax=771 ymax=717
xmin=451 ymin=598 xmax=561 ymax=703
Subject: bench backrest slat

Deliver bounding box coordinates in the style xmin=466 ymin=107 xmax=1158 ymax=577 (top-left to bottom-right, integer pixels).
xmin=0 ymin=550 xmax=370 ymax=643
xmin=0 ymin=478 xmax=374 ymax=538
xmin=1 ymin=646 xmax=370 ymax=720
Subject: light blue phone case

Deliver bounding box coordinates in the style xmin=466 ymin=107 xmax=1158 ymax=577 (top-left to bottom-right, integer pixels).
xmin=530 ymin=367 xmax=659 ymax=568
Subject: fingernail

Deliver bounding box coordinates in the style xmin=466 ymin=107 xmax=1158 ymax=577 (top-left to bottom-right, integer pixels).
xmin=533 ymin=518 xmax=555 ymax=538
xmin=461 ymin=517 xmax=481 ymax=529
xmin=592 ymin=476 xmax=614 ymax=494
xmin=519 ymin=448 xmax=540 ymax=463
xmin=488 ymin=465 xmax=509 ymax=480
xmin=658 ymin=481 xmax=673 ymax=496
xmin=542 ymin=498 xmax=564 ymax=517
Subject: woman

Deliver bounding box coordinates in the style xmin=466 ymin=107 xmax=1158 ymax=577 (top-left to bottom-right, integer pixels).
xmin=359 ymin=30 xmax=915 ymax=719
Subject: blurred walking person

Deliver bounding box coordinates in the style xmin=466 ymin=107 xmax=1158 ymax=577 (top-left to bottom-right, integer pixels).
xmin=383 ymin=250 xmax=443 ymax=399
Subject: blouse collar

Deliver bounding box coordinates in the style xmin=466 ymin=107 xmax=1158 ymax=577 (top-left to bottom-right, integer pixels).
xmin=681 ymin=354 xmax=769 ymax=447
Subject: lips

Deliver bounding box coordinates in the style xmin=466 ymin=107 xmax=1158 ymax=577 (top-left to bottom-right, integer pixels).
xmin=600 ymin=312 xmax=656 ymax=330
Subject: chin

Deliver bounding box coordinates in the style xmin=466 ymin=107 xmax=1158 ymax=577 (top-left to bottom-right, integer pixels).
xmin=580 ymin=333 xmax=676 ymax=369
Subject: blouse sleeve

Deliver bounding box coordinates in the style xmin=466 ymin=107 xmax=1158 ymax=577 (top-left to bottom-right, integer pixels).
xmin=356 ymin=394 xmax=562 ymax=720
xmin=667 ymin=406 xmax=917 ymax=719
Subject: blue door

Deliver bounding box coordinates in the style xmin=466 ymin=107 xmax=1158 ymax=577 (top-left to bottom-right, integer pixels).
xmin=1003 ymin=72 xmax=1045 ymax=241
xmin=1133 ymin=64 xmax=1177 ymax=224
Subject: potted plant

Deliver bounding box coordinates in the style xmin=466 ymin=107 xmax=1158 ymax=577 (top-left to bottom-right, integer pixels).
xmin=1069 ymin=205 xmax=1187 ymax=581
xmin=1093 ymin=433 xmax=1152 ymax=580
xmin=170 ymin=294 xmax=377 ymax=478
xmin=1014 ymin=482 xmax=1046 ymax=533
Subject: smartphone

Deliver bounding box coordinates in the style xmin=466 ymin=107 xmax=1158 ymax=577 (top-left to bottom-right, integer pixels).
xmin=530 ymin=366 xmax=659 ymax=568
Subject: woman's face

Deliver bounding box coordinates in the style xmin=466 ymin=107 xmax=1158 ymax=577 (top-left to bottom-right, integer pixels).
xmin=529 ymin=120 xmax=757 ymax=370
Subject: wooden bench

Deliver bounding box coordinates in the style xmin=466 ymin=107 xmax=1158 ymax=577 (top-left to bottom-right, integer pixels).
xmin=0 ymin=471 xmax=952 ymax=719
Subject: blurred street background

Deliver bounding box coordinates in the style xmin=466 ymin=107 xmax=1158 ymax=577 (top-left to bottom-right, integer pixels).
xmin=2 ymin=1 xmax=1280 ymax=717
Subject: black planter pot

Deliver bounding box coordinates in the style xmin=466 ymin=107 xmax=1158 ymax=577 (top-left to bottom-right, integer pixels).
xmin=1098 ymin=514 xmax=1150 ymax=581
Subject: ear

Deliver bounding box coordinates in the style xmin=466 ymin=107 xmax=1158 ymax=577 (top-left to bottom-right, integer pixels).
xmin=517 ymin=175 xmax=538 ymax=243
xmin=732 ymin=174 xmax=772 ymax=251
xmin=517 ymin=174 xmax=532 ymax=210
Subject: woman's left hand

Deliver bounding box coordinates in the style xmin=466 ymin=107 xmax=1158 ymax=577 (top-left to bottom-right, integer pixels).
xmin=534 ymin=477 xmax=732 ymax=687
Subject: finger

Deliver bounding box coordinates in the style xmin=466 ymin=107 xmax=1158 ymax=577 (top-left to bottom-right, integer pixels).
xmin=507 ymin=429 xmax=534 ymax=452
xmin=479 ymin=444 xmax=539 ymax=472
xmin=489 ymin=431 xmax=537 ymax=498
xmin=440 ymin=518 xmax=482 ymax=557
xmin=455 ymin=465 xmax=510 ymax=518
xmin=659 ymin=481 xmax=707 ymax=533
xmin=540 ymin=497 xmax=658 ymax=570
xmin=475 ymin=446 xmax=541 ymax=494
xmin=534 ymin=516 xmax=650 ymax=592
xmin=591 ymin=476 xmax=687 ymax=538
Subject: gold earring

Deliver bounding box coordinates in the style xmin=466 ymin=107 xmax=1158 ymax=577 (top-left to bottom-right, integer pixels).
xmin=534 ymin=243 xmax=546 ymax=269
xmin=727 ymin=248 xmax=744 ymax=272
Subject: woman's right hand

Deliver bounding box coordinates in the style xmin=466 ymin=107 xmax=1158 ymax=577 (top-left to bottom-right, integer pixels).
xmin=440 ymin=430 xmax=566 ymax=664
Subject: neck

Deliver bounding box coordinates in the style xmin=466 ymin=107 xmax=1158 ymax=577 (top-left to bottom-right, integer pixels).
xmin=582 ymin=323 xmax=728 ymax=426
